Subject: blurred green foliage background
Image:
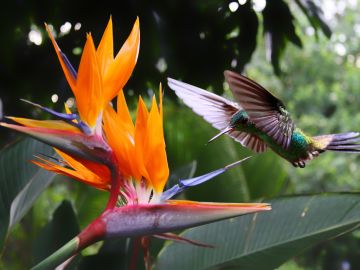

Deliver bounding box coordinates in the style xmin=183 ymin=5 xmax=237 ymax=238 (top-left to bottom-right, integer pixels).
xmin=1 ymin=0 xmax=360 ymax=269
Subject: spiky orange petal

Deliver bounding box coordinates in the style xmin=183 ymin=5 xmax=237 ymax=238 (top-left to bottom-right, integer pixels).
xmin=6 ymin=117 xmax=80 ymax=132
xmin=134 ymin=97 xmax=150 ymax=181
xmin=103 ymin=105 xmax=135 ymax=178
xmin=55 ymin=149 xmax=110 ymax=183
xmin=45 ymin=23 xmax=77 ymax=91
xmin=167 ymin=200 xmax=271 ymax=210
xmin=96 ymin=17 xmax=114 ymax=77
xmin=102 ymin=17 xmax=140 ymax=107
xmin=143 ymin=94 xmax=169 ymax=193
xmin=116 ymin=90 xmax=134 ymax=135
xmin=33 ymin=156 xmax=109 ymax=190
xmin=76 ymin=34 xmax=102 ymax=128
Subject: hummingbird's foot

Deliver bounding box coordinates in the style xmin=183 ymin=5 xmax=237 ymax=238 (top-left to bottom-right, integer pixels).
xmin=292 ymin=161 xmax=306 ymax=168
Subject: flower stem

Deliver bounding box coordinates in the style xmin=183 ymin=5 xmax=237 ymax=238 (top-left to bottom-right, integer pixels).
xmin=106 ymin=164 xmax=122 ymax=209
xmin=31 ymin=216 xmax=106 ymax=270
xmin=31 ymin=237 xmax=79 ymax=270
xmin=130 ymin=238 xmax=140 ymax=270
xmin=141 ymin=236 xmax=152 ymax=270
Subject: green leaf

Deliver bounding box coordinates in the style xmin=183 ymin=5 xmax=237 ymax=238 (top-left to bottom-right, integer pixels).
xmin=75 ymin=186 xmax=108 ymax=228
xmin=234 ymin=1 xmax=259 ymax=72
xmin=295 ymin=0 xmax=332 ymax=38
xmin=156 ymin=193 xmax=360 ymax=270
xmin=262 ymin=0 xmax=302 ymax=75
xmin=242 ymin=151 xmax=287 ymax=199
xmin=32 ymin=200 xmax=80 ymax=267
xmin=78 ymin=238 xmax=136 ymax=270
xmin=0 ymin=138 xmax=55 ymax=250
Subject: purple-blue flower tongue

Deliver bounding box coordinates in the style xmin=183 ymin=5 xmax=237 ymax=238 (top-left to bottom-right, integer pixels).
xmin=161 ymin=157 xmax=251 ymax=200
xmin=20 ymin=99 xmax=78 ymax=120
xmin=20 ymin=99 xmax=92 ymax=135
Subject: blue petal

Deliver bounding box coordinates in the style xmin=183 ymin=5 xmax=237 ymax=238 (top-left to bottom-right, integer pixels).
xmin=180 ymin=167 xmax=226 ymax=187
xmin=20 ymin=99 xmax=92 ymax=135
xmin=161 ymin=157 xmax=251 ymax=201
xmin=161 ymin=185 xmax=182 ymax=200
xmin=20 ymin=99 xmax=78 ymax=120
xmin=60 ymin=51 xmax=77 ymax=80
xmin=78 ymin=120 xmax=93 ymax=135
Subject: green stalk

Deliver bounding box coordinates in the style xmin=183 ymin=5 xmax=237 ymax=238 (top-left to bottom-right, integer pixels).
xmin=31 ymin=216 xmax=106 ymax=269
xmin=31 ymin=237 xmax=79 ymax=270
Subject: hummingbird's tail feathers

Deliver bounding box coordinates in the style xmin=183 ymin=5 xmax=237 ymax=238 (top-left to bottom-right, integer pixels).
xmin=208 ymin=126 xmax=234 ymax=144
xmin=312 ymin=132 xmax=360 ymax=153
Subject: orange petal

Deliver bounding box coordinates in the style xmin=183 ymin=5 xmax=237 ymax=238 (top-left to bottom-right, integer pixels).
xmin=55 ymin=149 xmax=110 ymax=183
xmin=1 ymin=120 xmax=110 ymax=163
xmin=167 ymin=200 xmax=271 ymax=210
xmin=76 ymin=34 xmax=102 ymax=128
xmin=45 ymin=23 xmax=77 ymax=92
xmin=103 ymin=105 xmax=135 ymax=178
xmin=64 ymin=103 xmax=72 ymax=114
xmin=64 ymin=104 xmax=78 ymax=124
xmin=143 ymin=95 xmax=169 ymax=193
xmin=32 ymin=156 xmax=109 ymax=190
xmin=96 ymin=17 xmax=114 ymax=76
xmin=6 ymin=117 xmax=80 ymax=132
xmin=116 ymin=90 xmax=134 ymax=135
xmin=134 ymin=97 xmax=150 ymax=181
xmin=102 ymin=17 xmax=140 ymax=107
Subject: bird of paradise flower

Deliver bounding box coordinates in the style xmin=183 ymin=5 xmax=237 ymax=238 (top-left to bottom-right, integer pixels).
xmin=0 ymin=18 xmax=270 ymax=270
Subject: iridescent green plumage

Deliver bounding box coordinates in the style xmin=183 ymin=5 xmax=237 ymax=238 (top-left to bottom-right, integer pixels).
xmin=229 ymin=109 xmax=314 ymax=167
xmin=168 ymin=71 xmax=360 ymax=168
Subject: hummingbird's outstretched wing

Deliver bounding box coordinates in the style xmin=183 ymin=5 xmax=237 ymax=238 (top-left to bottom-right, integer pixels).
xmin=224 ymin=70 xmax=295 ymax=150
xmin=168 ymin=78 xmax=240 ymax=131
xmin=168 ymin=78 xmax=268 ymax=153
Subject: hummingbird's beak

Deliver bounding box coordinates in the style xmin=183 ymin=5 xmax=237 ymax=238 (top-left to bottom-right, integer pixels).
xmin=207 ymin=126 xmax=233 ymax=144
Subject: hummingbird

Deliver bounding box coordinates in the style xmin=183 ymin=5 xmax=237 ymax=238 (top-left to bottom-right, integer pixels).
xmin=167 ymin=70 xmax=360 ymax=168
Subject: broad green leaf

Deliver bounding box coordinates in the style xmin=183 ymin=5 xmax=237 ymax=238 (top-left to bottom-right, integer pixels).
xmin=242 ymin=151 xmax=287 ymax=199
xmin=156 ymin=193 xmax=360 ymax=270
xmin=32 ymin=200 xmax=80 ymax=267
xmin=0 ymin=138 xmax=55 ymax=250
xmin=9 ymin=167 xmax=55 ymax=228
